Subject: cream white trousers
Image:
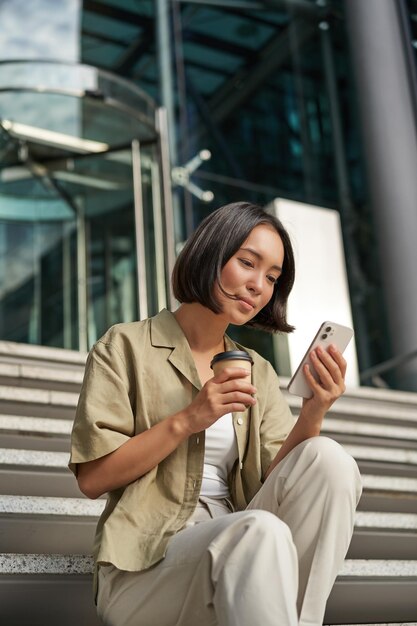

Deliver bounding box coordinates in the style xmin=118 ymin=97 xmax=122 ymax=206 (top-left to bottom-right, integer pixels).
xmin=97 ymin=436 xmax=362 ymax=626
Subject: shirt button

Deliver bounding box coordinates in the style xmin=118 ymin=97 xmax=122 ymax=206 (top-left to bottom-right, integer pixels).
xmin=196 ymin=436 xmax=200 ymax=444
xmin=237 ymin=417 xmax=243 ymax=425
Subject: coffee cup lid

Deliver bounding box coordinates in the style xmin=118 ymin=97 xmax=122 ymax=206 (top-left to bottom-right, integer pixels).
xmin=210 ymin=350 xmax=253 ymax=369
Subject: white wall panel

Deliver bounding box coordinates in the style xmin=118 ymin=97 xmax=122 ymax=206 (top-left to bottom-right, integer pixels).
xmin=270 ymin=198 xmax=359 ymax=387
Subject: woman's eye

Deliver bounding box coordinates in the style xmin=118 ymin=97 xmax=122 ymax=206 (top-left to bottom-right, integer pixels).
xmin=239 ymin=258 xmax=253 ymax=268
xmin=267 ymin=275 xmax=278 ymax=284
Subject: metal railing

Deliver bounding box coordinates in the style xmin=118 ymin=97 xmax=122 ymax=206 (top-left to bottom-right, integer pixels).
xmin=360 ymin=348 xmax=417 ymax=388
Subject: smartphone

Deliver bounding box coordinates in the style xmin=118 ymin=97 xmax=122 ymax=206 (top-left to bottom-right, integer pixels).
xmin=287 ymin=321 xmax=354 ymax=399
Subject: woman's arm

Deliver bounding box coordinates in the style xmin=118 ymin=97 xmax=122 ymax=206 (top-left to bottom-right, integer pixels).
xmin=77 ymin=410 xmax=191 ymax=499
xmin=265 ymin=343 xmax=346 ymax=479
xmin=77 ymin=367 xmax=256 ymax=499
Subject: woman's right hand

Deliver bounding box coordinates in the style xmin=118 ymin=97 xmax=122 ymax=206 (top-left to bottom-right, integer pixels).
xmin=183 ymin=368 xmax=257 ymax=435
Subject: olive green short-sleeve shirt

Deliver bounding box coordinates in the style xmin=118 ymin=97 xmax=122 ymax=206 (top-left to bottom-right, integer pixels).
xmin=69 ymin=309 xmax=295 ymax=578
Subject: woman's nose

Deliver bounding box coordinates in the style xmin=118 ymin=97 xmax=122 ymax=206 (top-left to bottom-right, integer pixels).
xmin=247 ymin=275 xmax=262 ymax=295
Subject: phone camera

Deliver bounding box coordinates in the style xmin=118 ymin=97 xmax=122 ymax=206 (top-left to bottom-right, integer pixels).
xmin=325 ymin=326 xmax=332 ymax=333
xmin=321 ymin=333 xmax=328 ymax=340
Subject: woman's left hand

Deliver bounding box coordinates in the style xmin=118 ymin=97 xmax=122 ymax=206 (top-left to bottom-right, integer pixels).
xmin=265 ymin=343 xmax=347 ymax=477
xmin=300 ymin=344 xmax=347 ymax=426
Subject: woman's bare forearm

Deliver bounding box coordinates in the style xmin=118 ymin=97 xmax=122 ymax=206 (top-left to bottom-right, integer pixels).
xmin=77 ymin=410 xmax=192 ymax=499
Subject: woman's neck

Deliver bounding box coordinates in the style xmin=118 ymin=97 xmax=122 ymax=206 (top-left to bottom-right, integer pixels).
xmin=173 ymin=303 xmax=227 ymax=354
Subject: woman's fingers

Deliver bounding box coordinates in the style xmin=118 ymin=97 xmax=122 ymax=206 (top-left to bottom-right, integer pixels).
xmin=310 ymin=346 xmax=345 ymax=387
xmin=212 ymin=367 xmax=251 ymax=383
xmin=210 ymin=367 xmax=257 ymax=404
xmin=221 ymin=390 xmax=257 ymax=407
xmin=217 ymin=378 xmax=257 ymax=396
xmin=302 ymin=345 xmax=346 ymax=411
xmin=329 ymin=344 xmax=347 ymax=378
xmin=189 ymin=368 xmax=257 ymax=431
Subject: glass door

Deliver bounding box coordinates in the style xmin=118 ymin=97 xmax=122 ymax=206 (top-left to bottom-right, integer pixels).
xmin=0 ymin=140 xmax=168 ymax=351
xmin=0 ymin=61 xmax=174 ymax=351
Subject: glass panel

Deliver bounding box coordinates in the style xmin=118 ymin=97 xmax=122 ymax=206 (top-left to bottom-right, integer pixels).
xmin=75 ymin=148 xmax=139 ymax=347
xmin=0 ymin=141 xmax=165 ymax=350
xmin=0 ymin=199 xmax=78 ymax=348
xmin=0 ymin=60 xmax=167 ymax=351
xmin=0 ymin=61 xmax=157 ymax=143
xmin=139 ymin=145 xmax=168 ymax=317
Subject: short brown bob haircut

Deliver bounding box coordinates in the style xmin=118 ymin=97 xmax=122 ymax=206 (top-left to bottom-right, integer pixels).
xmin=172 ymin=202 xmax=295 ymax=333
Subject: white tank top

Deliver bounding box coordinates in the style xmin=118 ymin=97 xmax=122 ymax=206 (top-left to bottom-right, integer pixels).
xmin=200 ymin=412 xmax=239 ymax=499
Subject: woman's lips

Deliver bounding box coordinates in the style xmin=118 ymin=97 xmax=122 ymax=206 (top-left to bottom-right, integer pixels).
xmin=238 ymin=298 xmax=254 ymax=311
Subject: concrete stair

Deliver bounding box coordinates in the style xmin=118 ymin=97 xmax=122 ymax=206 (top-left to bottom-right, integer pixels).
xmin=0 ymin=340 xmax=416 ymax=624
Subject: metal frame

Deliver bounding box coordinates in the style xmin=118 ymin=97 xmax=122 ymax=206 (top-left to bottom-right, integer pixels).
xmin=156 ymin=107 xmax=176 ymax=311
xmin=131 ymin=139 xmax=149 ymax=321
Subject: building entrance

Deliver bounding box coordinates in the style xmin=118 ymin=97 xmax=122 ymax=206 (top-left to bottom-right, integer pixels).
xmin=0 ymin=61 xmax=174 ymax=351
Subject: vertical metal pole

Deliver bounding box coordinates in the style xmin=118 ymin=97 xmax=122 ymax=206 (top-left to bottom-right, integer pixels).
xmin=132 ymin=138 xmax=149 ymax=321
xmin=31 ymin=223 xmax=41 ymax=345
xmin=156 ymin=0 xmax=177 ymax=165
xmin=319 ymin=18 xmax=372 ymax=372
xmin=156 ymin=107 xmax=176 ymax=311
xmin=104 ymin=227 xmax=112 ymax=328
xmin=345 ymin=0 xmax=417 ymax=390
xmin=0 ymin=225 xmax=5 ymax=339
xmin=150 ymin=155 xmax=168 ymax=311
xmin=287 ymin=11 xmax=317 ymax=201
xmin=76 ymin=204 xmax=88 ymax=352
xmin=62 ymin=222 xmax=72 ymax=349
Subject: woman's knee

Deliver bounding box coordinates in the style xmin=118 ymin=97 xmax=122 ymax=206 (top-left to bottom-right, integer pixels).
xmin=304 ymin=436 xmax=362 ymax=499
xmin=236 ymin=509 xmax=294 ymax=545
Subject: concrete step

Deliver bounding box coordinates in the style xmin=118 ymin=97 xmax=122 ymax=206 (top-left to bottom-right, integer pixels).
xmin=281 ymin=375 xmax=417 ymax=412
xmin=0 ymin=415 xmax=72 ymax=436
xmin=325 ymin=560 xmax=417 ymax=623
xmin=0 ymin=554 xmax=415 ymax=624
xmin=0 ymin=448 xmax=69 ymax=469
xmin=0 ymin=554 xmax=99 ymax=626
xmin=0 ymin=468 xmax=82 ymax=498
xmin=0 ymin=493 xmax=415 ymax=559
xmin=342 ymin=444 xmax=417 ymax=478
xmin=360 ymin=475 xmax=417 ymax=513
xmin=6 ymin=340 xmax=416 ymax=414
xmin=324 ymin=418 xmax=417 ymax=448
xmin=0 ymin=385 xmax=77 ymax=419
xmin=0 ymin=496 xmax=103 ymax=554
xmin=349 ymin=511 xmax=417 ymax=559
xmin=0 ymin=362 xmax=83 ymax=392
xmin=0 ymin=434 xmax=70 ymax=453
xmin=0 ymin=449 xmax=82 ymax=497
xmin=3 ymin=413 xmax=417 ymax=464
xmin=1 ymin=445 xmax=416 ymax=505
xmin=0 ymin=415 xmax=72 ymax=452
xmin=284 ymin=386 xmax=417 ymax=427
xmin=0 ymin=340 xmax=87 ymax=369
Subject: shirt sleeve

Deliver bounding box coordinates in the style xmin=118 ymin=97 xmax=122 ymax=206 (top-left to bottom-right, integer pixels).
xmin=259 ymin=361 xmax=296 ymax=478
xmin=68 ymin=338 xmax=135 ymax=476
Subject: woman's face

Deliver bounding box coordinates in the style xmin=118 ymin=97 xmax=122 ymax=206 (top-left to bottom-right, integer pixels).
xmin=216 ymin=224 xmax=285 ymax=325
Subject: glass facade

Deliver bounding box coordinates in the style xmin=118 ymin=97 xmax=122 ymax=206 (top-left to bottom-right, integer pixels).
xmin=78 ymin=0 xmax=377 ymax=372
xmin=0 ymin=57 xmax=173 ymax=350
xmin=1 ymin=0 xmax=417 ymax=390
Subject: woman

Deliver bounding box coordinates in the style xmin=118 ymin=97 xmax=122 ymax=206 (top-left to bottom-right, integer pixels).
xmin=69 ymin=201 xmax=362 ymax=626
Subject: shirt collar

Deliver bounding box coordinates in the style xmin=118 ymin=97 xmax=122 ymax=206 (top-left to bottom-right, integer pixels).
xmin=150 ymin=309 xmax=240 ymax=390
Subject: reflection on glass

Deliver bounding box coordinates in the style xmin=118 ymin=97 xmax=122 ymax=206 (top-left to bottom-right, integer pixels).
xmin=0 ymin=140 xmax=166 ymax=350
xmin=0 ymin=56 xmax=165 ymax=351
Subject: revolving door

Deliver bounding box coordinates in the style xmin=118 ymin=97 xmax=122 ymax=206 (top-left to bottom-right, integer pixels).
xmin=0 ymin=61 xmax=175 ymax=351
